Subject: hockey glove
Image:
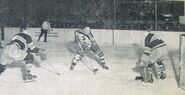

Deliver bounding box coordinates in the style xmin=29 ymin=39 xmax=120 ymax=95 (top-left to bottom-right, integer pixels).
xmin=36 ymin=48 xmax=46 ymax=60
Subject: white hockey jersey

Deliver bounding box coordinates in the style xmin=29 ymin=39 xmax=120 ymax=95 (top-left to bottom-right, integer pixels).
xmin=75 ymin=29 xmax=94 ymax=48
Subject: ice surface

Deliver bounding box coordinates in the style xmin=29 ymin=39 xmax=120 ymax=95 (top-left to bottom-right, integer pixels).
xmin=0 ymin=41 xmax=184 ymax=95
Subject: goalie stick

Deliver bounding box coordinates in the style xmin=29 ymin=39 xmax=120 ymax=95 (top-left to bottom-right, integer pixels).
xmin=77 ymin=41 xmax=98 ymax=74
xmin=40 ymin=64 xmax=61 ymax=76
xmin=35 ymin=51 xmax=61 ymax=76
xmin=46 ymin=61 xmax=61 ymax=75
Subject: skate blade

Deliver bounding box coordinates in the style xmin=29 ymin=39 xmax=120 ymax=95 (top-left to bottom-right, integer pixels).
xmin=24 ymin=79 xmax=36 ymax=83
xmin=23 ymin=76 xmax=37 ymax=83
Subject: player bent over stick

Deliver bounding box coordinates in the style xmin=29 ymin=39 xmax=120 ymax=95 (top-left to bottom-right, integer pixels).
xmin=136 ymin=30 xmax=167 ymax=83
xmin=0 ymin=30 xmax=45 ymax=82
xmin=70 ymin=26 xmax=109 ymax=72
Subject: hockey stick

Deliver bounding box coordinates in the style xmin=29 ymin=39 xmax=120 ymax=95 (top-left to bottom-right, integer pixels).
xmin=40 ymin=49 xmax=61 ymax=75
xmin=45 ymin=61 xmax=61 ymax=75
xmin=40 ymin=65 xmax=61 ymax=76
xmin=33 ymin=50 xmax=61 ymax=76
xmin=35 ymin=56 xmax=61 ymax=76
xmin=77 ymin=41 xmax=98 ymax=73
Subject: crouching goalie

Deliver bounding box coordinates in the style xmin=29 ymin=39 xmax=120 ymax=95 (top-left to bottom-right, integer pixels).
xmin=70 ymin=26 xmax=109 ymax=71
xmin=0 ymin=30 xmax=46 ymax=82
xmin=136 ymin=30 xmax=167 ymax=83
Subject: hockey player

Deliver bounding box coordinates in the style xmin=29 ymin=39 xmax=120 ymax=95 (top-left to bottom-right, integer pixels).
xmin=136 ymin=30 xmax=167 ymax=83
xmin=0 ymin=29 xmax=44 ymax=82
xmin=70 ymin=26 xmax=109 ymax=71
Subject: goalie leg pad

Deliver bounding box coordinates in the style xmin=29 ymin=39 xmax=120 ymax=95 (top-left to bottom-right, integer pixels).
xmin=143 ymin=63 xmax=153 ymax=83
xmin=154 ymin=60 xmax=166 ymax=79
xmin=22 ymin=62 xmax=36 ymax=82
xmin=24 ymin=53 xmax=34 ymax=64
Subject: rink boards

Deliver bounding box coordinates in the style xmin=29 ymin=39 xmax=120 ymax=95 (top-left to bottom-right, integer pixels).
xmin=2 ymin=27 xmax=184 ymax=49
xmin=179 ymin=34 xmax=185 ymax=90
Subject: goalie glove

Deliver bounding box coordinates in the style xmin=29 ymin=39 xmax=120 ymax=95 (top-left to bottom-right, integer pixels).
xmin=36 ymin=48 xmax=47 ymax=60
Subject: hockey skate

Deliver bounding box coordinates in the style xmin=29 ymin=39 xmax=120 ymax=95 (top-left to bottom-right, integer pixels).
xmin=23 ymin=70 xmax=37 ymax=82
xmin=70 ymin=64 xmax=76 ymax=70
xmin=135 ymin=76 xmax=144 ymax=81
xmin=101 ymin=64 xmax=109 ymax=70
xmin=70 ymin=60 xmax=77 ymax=70
xmin=92 ymin=68 xmax=98 ymax=74
xmin=135 ymin=75 xmax=153 ymax=83
xmin=0 ymin=64 xmax=6 ymax=75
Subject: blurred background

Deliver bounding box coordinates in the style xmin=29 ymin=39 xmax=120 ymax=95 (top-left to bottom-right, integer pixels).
xmin=0 ymin=0 xmax=184 ymax=31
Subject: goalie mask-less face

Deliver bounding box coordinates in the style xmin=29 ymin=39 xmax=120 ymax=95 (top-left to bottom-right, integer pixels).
xmin=83 ymin=27 xmax=91 ymax=33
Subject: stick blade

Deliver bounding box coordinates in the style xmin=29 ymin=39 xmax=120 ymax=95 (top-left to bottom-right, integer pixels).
xmin=56 ymin=73 xmax=61 ymax=76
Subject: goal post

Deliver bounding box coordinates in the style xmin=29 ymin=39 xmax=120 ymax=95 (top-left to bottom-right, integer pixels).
xmin=179 ymin=34 xmax=185 ymax=90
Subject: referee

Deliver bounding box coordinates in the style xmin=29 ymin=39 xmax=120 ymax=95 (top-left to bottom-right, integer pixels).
xmin=37 ymin=18 xmax=51 ymax=42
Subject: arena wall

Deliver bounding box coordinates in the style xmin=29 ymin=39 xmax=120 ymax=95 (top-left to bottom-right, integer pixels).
xmin=3 ymin=27 xmax=184 ymax=49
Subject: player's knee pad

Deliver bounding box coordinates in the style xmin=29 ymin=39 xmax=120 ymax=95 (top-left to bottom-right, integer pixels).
xmin=70 ymin=54 xmax=82 ymax=70
xmin=77 ymin=49 xmax=85 ymax=57
xmin=72 ymin=53 xmax=82 ymax=65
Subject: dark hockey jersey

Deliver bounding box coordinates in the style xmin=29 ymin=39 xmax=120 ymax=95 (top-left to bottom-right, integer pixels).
xmin=144 ymin=33 xmax=166 ymax=55
xmin=10 ymin=30 xmax=38 ymax=53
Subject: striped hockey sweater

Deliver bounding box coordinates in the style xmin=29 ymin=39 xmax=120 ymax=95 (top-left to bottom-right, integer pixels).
xmin=75 ymin=29 xmax=95 ymax=46
xmin=144 ymin=33 xmax=166 ymax=56
xmin=10 ymin=30 xmax=39 ymax=53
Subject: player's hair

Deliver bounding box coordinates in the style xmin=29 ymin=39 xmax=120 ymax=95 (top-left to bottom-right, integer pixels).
xmin=78 ymin=24 xmax=90 ymax=30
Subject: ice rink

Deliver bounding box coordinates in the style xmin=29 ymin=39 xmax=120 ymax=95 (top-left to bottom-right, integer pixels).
xmin=0 ymin=41 xmax=184 ymax=95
